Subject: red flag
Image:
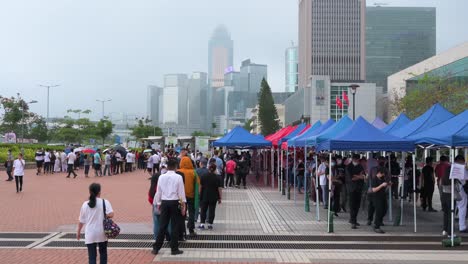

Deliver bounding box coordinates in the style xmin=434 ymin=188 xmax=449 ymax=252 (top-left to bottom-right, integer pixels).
xmin=342 ymin=91 xmax=349 ymax=105
xmin=336 ymin=96 xmax=343 ymax=109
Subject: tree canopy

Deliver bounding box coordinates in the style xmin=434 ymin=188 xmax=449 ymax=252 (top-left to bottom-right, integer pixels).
xmin=257 ymin=78 xmax=280 ymax=135
xmin=131 ymin=119 xmax=163 ymax=139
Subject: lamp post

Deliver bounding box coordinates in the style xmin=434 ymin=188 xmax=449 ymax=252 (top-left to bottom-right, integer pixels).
xmin=96 ymin=99 xmax=112 ymax=119
xmin=19 ymin=95 xmax=38 ymax=154
xmin=349 ymin=84 xmax=360 ymax=120
xmin=39 ymin=84 xmax=60 ymax=125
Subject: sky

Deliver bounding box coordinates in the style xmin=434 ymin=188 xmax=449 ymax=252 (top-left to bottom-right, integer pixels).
xmin=0 ymin=0 xmax=467 ymax=121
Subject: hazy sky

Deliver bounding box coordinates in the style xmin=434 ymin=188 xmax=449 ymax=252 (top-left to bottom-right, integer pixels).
xmin=1 ymin=0 xmax=467 ymax=121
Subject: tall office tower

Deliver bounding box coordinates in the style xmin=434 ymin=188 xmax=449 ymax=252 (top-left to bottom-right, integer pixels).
xmin=162 ymin=74 xmax=188 ymax=125
xmin=240 ymin=59 xmax=268 ymax=94
xmin=187 ymin=72 xmax=208 ymax=130
xmin=285 ymin=45 xmax=299 ymax=93
xmin=147 ymin=85 xmax=163 ymax=126
xmin=366 ymin=6 xmax=436 ymax=92
xmin=298 ymin=0 xmax=366 ymax=90
xmin=208 ymin=25 xmax=234 ymax=88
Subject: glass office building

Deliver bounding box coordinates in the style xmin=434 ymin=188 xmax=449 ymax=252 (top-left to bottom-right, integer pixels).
xmin=366 ymin=6 xmax=436 ymax=92
xmin=285 ymin=46 xmax=298 ymax=93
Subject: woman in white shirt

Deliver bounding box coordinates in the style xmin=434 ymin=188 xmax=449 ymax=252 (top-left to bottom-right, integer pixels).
xmin=78 ymin=183 xmax=114 ymax=264
xmin=13 ymin=153 xmax=25 ymax=193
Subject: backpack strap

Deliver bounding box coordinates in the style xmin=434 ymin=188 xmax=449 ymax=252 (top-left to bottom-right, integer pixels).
xmin=102 ymin=199 xmax=107 ymax=219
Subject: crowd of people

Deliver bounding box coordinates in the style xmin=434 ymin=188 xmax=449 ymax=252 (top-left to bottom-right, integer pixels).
xmin=279 ymin=151 xmax=467 ymax=235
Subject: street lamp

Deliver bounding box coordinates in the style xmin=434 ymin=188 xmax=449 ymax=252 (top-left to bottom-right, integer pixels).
xmin=96 ymin=99 xmax=112 ymax=119
xmin=349 ymin=84 xmax=360 ymax=120
xmin=19 ymin=97 xmax=38 ymax=154
xmin=39 ymin=84 xmax=60 ymax=125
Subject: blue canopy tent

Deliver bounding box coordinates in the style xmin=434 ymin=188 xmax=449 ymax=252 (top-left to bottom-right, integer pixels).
xmin=286 ymin=121 xmax=321 ymax=147
xmin=409 ymin=110 xmax=468 ymax=146
xmin=317 ymin=117 xmax=415 ymax=152
xmin=291 ymin=119 xmax=335 ymax=147
xmin=391 ymin=103 xmax=455 ymax=138
xmin=381 ymin=113 xmax=411 ymax=134
xmin=372 ymin=117 xmax=387 ymax=129
xmin=213 ymin=126 xmax=272 ymax=148
xmin=306 ymin=115 xmax=353 ymax=147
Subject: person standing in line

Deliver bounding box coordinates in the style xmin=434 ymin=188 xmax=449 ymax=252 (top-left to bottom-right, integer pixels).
xmin=114 ymin=151 xmax=123 ymax=174
xmin=147 ymin=153 xmax=154 ymax=179
xmin=103 ymin=151 xmax=111 ymax=176
xmin=335 ymin=156 xmax=346 ymax=213
xmin=13 ymin=153 xmax=25 ymax=193
xmin=441 ymin=155 xmax=465 ymax=236
xmin=346 ymin=154 xmax=365 ymax=229
xmin=225 ymin=157 xmax=236 ymax=188
xmin=371 ymin=167 xmax=389 ymax=234
xmin=330 ymin=158 xmax=343 ymax=216
xmin=44 ymin=149 xmax=51 ymax=174
xmin=77 ymin=183 xmax=114 ymax=264
xmin=318 ymin=156 xmax=329 ymax=209
xmin=199 ymin=163 xmax=222 ymax=230
xmin=236 ymin=155 xmax=249 ymax=189
xmin=35 ymin=148 xmax=45 ymax=175
xmin=421 ymin=157 xmax=437 ymax=212
xmin=387 ymin=155 xmax=401 ymax=200
xmin=367 ymin=156 xmax=389 ymax=226
xmin=435 ymin=156 xmax=451 ymax=205
xmin=152 ymin=158 xmax=186 ymax=256
xmin=61 ymin=150 xmax=68 ymax=173
xmin=296 ymin=158 xmax=305 ymax=194
xmin=67 ymin=150 xmax=78 ymax=178
xmin=213 ymin=150 xmax=224 ymax=185
xmin=83 ymin=154 xmax=91 ymax=177
xmin=5 ymin=149 xmax=13 ymax=181
xmin=178 ymin=156 xmax=200 ymax=237
xmin=54 ymin=151 xmax=61 ymax=173
xmin=153 ymin=151 xmax=161 ymax=175
xmin=94 ymin=150 xmax=103 ymax=177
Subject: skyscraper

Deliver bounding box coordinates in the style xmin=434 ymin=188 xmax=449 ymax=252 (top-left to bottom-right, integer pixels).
xmin=208 ymin=25 xmax=234 ymax=88
xmin=240 ymin=59 xmax=268 ymax=94
xmin=285 ymin=45 xmax=298 ymax=93
xmin=366 ymin=6 xmax=436 ymax=92
xmin=162 ymin=74 xmax=188 ymax=125
xmin=298 ymin=0 xmax=366 ymax=89
xmin=147 ymin=85 xmax=163 ymax=126
xmin=187 ymin=72 xmax=208 ymax=130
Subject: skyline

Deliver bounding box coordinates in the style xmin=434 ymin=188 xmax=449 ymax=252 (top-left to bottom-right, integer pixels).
xmin=1 ymin=0 xmax=467 ymax=121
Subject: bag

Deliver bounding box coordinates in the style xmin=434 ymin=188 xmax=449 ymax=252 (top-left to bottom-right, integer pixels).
xmin=102 ymin=199 xmax=120 ymax=239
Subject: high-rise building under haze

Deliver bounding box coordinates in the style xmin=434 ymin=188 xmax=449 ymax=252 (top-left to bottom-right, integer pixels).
xmin=147 ymin=85 xmax=163 ymax=126
xmin=298 ymin=0 xmax=366 ymax=89
xmin=208 ymin=25 xmax=234 ymax=88
xmin=366 ymin=6 xmax=436 ymax=92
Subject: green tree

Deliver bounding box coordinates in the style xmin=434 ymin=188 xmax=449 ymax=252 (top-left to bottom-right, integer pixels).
xmin=96 ymin=119 xmax=114 ymax=144
xmin=257 ymin=78 xmax=279 ymax=135
xmin=29 ymin=117 xmax=49 ymax=142
xmin=392 ymin=74 xmax=468 ymax=119
xmin=243 ymin=118 xmax=253 ymax=132
xmin=211 ymin=122 xmax=216 ymax=135
xmin=131 ymin=120 xmax=163 ymax=139
xmin=191 ymin=131 xmax=208 ymax=137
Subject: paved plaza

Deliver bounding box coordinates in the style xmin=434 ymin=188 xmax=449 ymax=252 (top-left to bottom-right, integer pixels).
xmin=0 ymin=169 xmax=467 ymax=263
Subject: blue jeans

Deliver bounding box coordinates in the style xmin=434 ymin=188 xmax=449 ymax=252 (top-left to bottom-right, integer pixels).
xmin=321 ymin=185 xmax=329 ymax=207
xmin=86 ymin=241 xmax=107 ymax=264
xmin=153 ymin=206 xmax=171 ymax=240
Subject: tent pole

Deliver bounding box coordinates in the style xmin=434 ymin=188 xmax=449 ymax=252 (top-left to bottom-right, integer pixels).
xmin=450 ymin=148 xmax=455 ymax=246
xmin=328 ymin=152 xmax=333 ymax=232
xmin=263 ymin=150 xmax=267 ymax=186
xmin=280 ymin=148 xmax=283 ymax=194
xmin=315 ymin=154 xmax=320 ymax=221
xmin=305 ymin=145 xmax=309 ymax=212
xmin=294 ymin=147 xmax=297 ymax=204
xmin=271 ymin=148 xmax=274 ymax=189
xmin=413 ymin=149 xmax=417 ymax=233
xmin=278 ymin=148 xmax=281 ymax=192
xmin=400 ymin=152 xmax=406 ymax=225
xmin=286 ymin=148 xmax=290 ymax=199
xmin=388 ymin=155 xmax=393 ymax=222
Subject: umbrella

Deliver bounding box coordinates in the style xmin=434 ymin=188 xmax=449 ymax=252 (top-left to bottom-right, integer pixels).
xmin=103 ymin=148 xmax=110 ymax=154
xmin=73 ymin=147 xmax=84 ymax=153
xmin=82 ymin=148 xmax=96 ymax=154
xmin=113 ymin=145 xmax=127 ymax=156
xmin=143 ymin=149 xmax=153 ymax=153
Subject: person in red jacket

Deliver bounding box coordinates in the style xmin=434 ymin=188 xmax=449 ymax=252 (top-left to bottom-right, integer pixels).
xmin=225 ymin=157 xmax=237 ymax=188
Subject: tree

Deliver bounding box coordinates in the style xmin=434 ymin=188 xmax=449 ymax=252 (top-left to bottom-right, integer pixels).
xmin=191 ymin=131 xmax=208 ymax=137
xmin=243 ymin=118 xmax=253 ymax=132
xmin=131 ymin=119 xmax=163 ymax=139
xmin=29 ymin=117 xmax=49 ymax=142
xmin=392 ymin=74 xmax=468 ymax=119
xmin=257 ymin=78 xmax=280 ymax=135
xmin=96 ymin=119 xmax=113 ymax=144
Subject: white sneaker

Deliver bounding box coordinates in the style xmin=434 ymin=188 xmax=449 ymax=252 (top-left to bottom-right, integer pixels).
xmin=442 ymin=230 xmax=447 ymax=236
xmin=312 ymin=202 xmax=317 ymax=206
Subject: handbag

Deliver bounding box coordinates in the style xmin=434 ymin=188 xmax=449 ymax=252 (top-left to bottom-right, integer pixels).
xmin=102 ymin=199 xmax=120 ymax=239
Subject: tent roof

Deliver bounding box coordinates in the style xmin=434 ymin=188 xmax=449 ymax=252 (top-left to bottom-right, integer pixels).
xmin=213 ymin=126 xmax=272 ymax=148
xmin=279 ymin=123 xmax=308 ymax=144
xmin=269 ymin=126 xmax=297 ymax=146
xmin=306 ymin=115 xmax=353 ymax=147
xmin=409 ymin=110 xmax=468 ymax=147
xmin=282 ymin=121 xmax=320 ymax=149
xmin=318 ymin=117 xmax=415 ymax=152
xmin=391 ymin=103 xmax=454 ymax=138
xmin=291 ymin=119 xmax=335 ymax=147
xmin=265 ymin=127 xmax=289 ymax=141
xmin=381 ymin=113 xmax=411 ymax=134
xmin=372 ymin=117 xmax=387 ymax=129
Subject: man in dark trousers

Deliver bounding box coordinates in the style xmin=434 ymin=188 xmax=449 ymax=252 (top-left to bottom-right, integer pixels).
xmin=152 ymin=158 xmax=186 ymax=255
xmin=367 ymin=156 xmax=389 ymax=226
xmin=346 ymin=154 xmax=365 ymax=229
xmin=371 ymin=167 xmax=389 ymax=234
xmin=421 ymin=157 xmax=437 ymax=212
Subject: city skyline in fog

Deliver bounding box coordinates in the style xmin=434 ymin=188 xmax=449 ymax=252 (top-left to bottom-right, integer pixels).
xmin=0 ymin=0 xmax=467 ymax=121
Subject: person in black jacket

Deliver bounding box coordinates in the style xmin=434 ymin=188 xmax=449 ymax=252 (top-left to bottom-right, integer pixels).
xmin=346 ymin=154 xmax=365 ymax=229
xmin=236 ymin=155 xmax=249 ymax=189
xmin=199 ymin=163 xmax=223 ymax=230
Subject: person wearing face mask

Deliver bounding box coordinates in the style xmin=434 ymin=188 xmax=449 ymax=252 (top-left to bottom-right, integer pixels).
xmin=318 ymin=156 xmax=329 ymax=209
xmin=371 ymin=168 xmax=389 ymax=234
xmin=367 ymin=156 xmax=389 ymax=226
xmin=346 ymin=154 xmax=366 ymax=229
xmin=333 ymin=156 xmax=346 ymax=215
